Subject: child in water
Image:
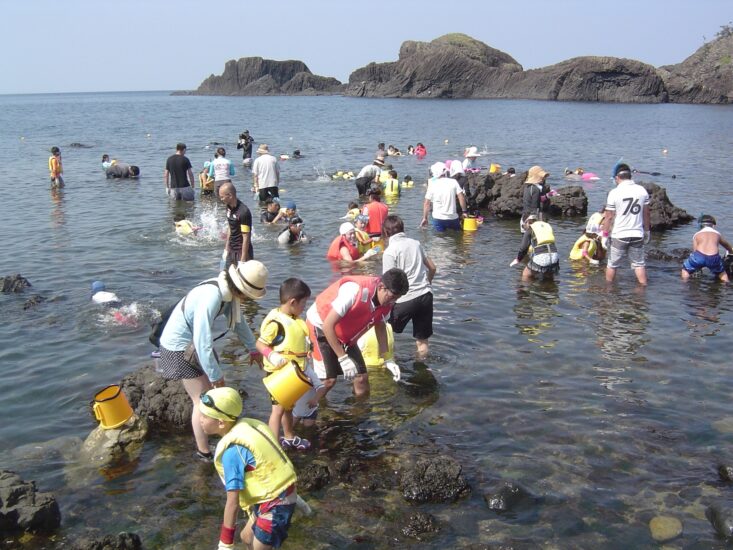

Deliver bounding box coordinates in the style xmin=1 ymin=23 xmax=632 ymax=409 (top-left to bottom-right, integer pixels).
xmin=49 ymin=146 xmax=64 ymax=188
xmin=261 ymin=198 xmax=281 ymax=223
xmin=681 ymin=215 xmax=733 ymax=282
xmin=342 ymin=201 xmax=361 ymax=221
xmin=277 ymin=217 xmax=308 ymax=245
xmin=91 ymin=281 xmax=138 ymax=326
xmin=173 ymin=213 xmax=202 ymax=236
xmin=256 ymin=278 xmax=322 ymax=450
xmin=569 ymin=211 xmax=606 ymax=265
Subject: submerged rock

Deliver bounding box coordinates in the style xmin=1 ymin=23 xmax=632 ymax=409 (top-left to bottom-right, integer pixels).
xmin=719 ymin=464 xmax=733 ymax=482
xmin=400 ymin=456 xmax=470 ymax=503
xmin=401 ymin=511 xmax=441 ymax=540
xmin=121 ymin=365 xmax=191 ymax=433
xmin=706 ymin=504 xmax=733 ymax=539
xmin=298 ymin=463 xmax=331 ymax=492
xmin=80 ymin=414 xmax=148 ymax=466
xmin=73 ymin=532 xmax=143 ymax=550
xmin=483 ymin=481 xmax=539 ymax=513
xmin=646 ymin=248 xmax=691 ymax=262
xmin=649 ymin=515 xmax=683 ymax=542
xmin=23 ymin=294 xmax=46 ymax=309
xmin=2 ymin=274 xmax=31 ymax=293
xmin=0 ymin=470 xmax=61 ymax=533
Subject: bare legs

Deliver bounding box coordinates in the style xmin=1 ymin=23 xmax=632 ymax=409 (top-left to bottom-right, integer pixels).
xmin=182 ymin=375 xmax=213 ymax=454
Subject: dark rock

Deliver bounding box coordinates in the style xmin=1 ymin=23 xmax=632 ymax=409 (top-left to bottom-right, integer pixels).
xmin=637 ymin=181 xmax=694 ymax=230
xmin=120 ymin=365 xmax=192 ymax=433
xmin=298 ymin=463 xmax=331 ymax=492
xmin=400 ymin=456 xmax=470 ymax=503
xmin=69 ymin=143 xmax=93 ymax=148
xmin=191 ymin=57 xmax=343 ymax=96
xmin=719 ymin=464 xmax=733 ymax=482
xmin=706 ymin=504 xmax=733 ymax=539
xmin=73 ymin=532 xmax=143 ymax=550
xmin=646 ymin=248 xmax=691 ymax=262
xmin=0 ymin=470 xmax=61 ymax=533
xmin=23 ymin=294 xmax=46 ymax=310
xmin=2 ymin=274 xmax=32 ymax=293
xmin=483 ymin=481 xmax=538 ymax=513
xmin=660 ymin=34 xmax=733 ymax=104
xmin=545 ymin=185 xmax=588 ymax=217
xmin=401 ymin=511 xmax=441 ymax=540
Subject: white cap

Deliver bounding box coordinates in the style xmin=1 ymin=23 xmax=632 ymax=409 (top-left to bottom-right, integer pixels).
xmin=339 ymin=222 xmax=355 ymax=235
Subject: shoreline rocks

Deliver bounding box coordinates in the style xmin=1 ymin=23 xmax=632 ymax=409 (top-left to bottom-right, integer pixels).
xmin=120 ymin=365 xmax=192 ymax=433
xmin=0 ymin=470 xmax=61 ymax=534
xmin=400 ymin=456 xmax=471 ymax=503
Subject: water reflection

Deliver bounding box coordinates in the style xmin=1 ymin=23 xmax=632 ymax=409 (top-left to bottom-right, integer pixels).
xmin=50 ymin=186 xmax=66 ymax=229
xmin=513 ymin=281 xmax=560 ymax=346
xmin=592 ymin=287 xmax=650 ymax=361
xmin=681 ymin=280 xmax=727 ymax=338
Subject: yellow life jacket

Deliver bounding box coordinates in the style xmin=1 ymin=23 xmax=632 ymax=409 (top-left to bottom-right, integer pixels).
xmin=357 ymin=324 xmax=394 ymax=368
xmin=530 ymin=221 xmax=555 ymax=246
xmin=378 ymin=170 xmax=390 ymax=184
xmin=383 ymin=178 xmax=400 ymax=196
xmin=261 ymin=309 xmax=309 ymax=372
xmin=175 ymin=220 xmax=196 ymax=236
xmin=355 ymin=228 xmax=373 ymax=255
xmin=569 ymin=234 xmax=598 ymax=260
xmin=214 ymin=418 xmax=297 ymax=511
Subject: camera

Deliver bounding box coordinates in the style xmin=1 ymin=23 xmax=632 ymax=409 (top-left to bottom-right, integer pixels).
xmin=239 ymin=133 xmax=246 ymax=140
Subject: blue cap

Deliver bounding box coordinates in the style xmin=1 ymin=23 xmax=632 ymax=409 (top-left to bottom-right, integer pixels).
xmin=282 ymin=200 xmax=296 ymax=210
xmin=91 ymin=281 xmax=105 ymax=295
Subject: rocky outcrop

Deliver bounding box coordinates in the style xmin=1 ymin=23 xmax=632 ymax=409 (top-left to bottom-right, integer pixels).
xmin=0 ymin=470 xmax=61 ymax=533
xmin=659 ymin=33 xmax=733 ymax=103
xmin=190 ymin=57 xmax=343 ymax=96
xmin=400 ymin=456 xmax=470 ymax=503
xmin=638 ymin=181 xmax=694 ymax=230
xmin=2 ymin=274 xmax=31 ymax=292
xmin=121 ymin=365 xmax=192 ymax=433
xmin=80 ymin=414 xmax=148 ymax=466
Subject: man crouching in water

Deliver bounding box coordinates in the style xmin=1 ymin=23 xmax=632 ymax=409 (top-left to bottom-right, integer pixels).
xmin=681 ymin=214 xmax=733 ymax=283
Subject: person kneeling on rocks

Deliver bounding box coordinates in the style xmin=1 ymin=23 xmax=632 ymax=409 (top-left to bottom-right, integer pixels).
xmin=199 ymin=387 xmax=299 ymax=550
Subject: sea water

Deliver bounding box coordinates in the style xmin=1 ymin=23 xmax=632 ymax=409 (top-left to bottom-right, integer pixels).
xmin=1 ymin=92 xmax=733 ymax=548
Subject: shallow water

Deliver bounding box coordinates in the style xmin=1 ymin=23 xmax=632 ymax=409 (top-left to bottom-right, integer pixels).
xmin=2 ymin=93 xmax=733 ymax=548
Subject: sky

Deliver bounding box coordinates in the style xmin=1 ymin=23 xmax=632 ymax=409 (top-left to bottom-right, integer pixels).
xmin=1 ymin=0 xmax=731 ymax=95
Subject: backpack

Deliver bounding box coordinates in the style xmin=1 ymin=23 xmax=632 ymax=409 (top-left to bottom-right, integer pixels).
xmin=148 ymin=281 xmax=220 ymax=348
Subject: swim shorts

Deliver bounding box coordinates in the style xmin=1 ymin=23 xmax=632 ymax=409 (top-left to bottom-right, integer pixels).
xmin=608 ymin=237 xmax=645 ymax=269
xmin=432 ymin=218 xmax=461 ymax=232
xmin=252 ymin=489 xmax=296 ymax=548
xmin=682 ymin=250 xmax=725 ymax=275
xmin=167 ymin=186 xmax=195 ymax=201
xmin=390 ymin=291 xmax=433 ymax=340
xmin=308 ymin=325 xmax=367 ymax=380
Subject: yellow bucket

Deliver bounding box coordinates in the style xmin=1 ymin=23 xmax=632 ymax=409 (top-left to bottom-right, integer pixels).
xmin=462 ymin=217 xmax=479 ymax=231
xmin=92 ymin=384 xmax=134 ymax=429
xmin=263 ymin=362 xmax=313 ymax=410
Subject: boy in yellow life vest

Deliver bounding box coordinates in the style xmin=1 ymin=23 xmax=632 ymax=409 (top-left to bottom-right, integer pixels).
xmin=569 ymin=211 xmax=605 ymax=265
xmin=48 ymin=146 xmax=64 ymax=188
xmin=199 ymin=387 xmax=298 ymax=550
xmin=256 ymin=278 xmax=324 ymax=451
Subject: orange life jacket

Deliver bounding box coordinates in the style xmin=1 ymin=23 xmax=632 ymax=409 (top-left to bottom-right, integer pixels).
xmin=314 ymin=276 xmax=392 ymax=346
xmin=326 ymin=235 xmax=361 ymax=261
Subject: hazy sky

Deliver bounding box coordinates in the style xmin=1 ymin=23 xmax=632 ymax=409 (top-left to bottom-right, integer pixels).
xmin=2 ymin=0 xmax=730 ymax=94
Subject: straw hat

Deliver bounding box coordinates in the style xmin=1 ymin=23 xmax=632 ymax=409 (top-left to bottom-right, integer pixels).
xmin=256 ymin=144 xmax=270 ymax=154
xmin=228 ymin=260 xmax=268 ymax=299
xmin=525 ymin=165 xmax=549 ymax=184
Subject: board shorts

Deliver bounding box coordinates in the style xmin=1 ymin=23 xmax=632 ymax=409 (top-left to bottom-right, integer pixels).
xmin=432 ymin=218 xmax=461 ymax=232
xmin=167 ymin=186 xmax=195 ymax=201
xmin=252 ymin=486 xmax=296 ymax=548
xmin=683 ymin=250 xmax=725 ymax=275
xmin=308 ymin=324 xmax=367 ymax=380
xmin=390 ymin=291 xmax=433 ymax=340
xmin=608 ymin=237 xmax=645 ymax=268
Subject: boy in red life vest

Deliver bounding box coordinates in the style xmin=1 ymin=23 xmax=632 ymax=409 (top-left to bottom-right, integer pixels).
xmin=305 ymin=268 xmax=409 ymax=397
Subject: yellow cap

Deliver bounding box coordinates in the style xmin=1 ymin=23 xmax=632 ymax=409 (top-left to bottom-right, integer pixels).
xmin=200 ymin=387 xmax=242 ymax=421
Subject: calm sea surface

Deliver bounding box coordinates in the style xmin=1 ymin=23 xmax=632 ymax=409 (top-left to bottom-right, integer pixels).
xmin=1 ymin=92 xmax=733 ymax=548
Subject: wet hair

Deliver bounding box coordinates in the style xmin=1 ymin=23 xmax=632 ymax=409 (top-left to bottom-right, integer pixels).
xmin=348 ymin=201 xmax=359 ymax=210
xmin=129 ymin=166 xmax=140 ymax=177
xmin=507 ymin=167 xmax=516 ymax=175
xmin=377 ymin=142 xmax=385 ymax=149
xmin=403 ymin=175 xmax=412 ymax=182
xmin=51 ymin=146 xmax=60 ymax=154
xmin=176 ymin=143 xmax=187 ymax=152
xmin=279 ymin=277 xmax=311 ymax=303
xmin=173 ymin=213 xmax=186 ymax=222
xmin=102 ymin=154 xmax=110 ymax=162
xmin=381 ymin=268 xmax=409 ymax=296
xmin=388 ymin=169 xmax=398 ymax=179
xmin=217 ymin=147 xmax=226 ymax=157
xmin=700 ymin=214 xmax=717 ymax=227
xmin=382 ymin=215 xmax=404 ymax=237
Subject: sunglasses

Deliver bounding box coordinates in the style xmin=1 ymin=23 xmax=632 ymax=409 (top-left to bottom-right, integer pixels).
xmin=200 ymin=392 xmax=238 ymax=421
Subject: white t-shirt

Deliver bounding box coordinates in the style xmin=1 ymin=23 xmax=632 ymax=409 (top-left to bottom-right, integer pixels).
xmin=252 ymin=154 xmax=280 ymax=189
xmin=605 ymin=180 xmax=649 ymax=239
xmin=357 ymin=165 xmax=380 ymax=180
xmin=425 ymin=177 xmax=464 ymax=220
xmin=210 ymin=157 xmax=234 ymax=182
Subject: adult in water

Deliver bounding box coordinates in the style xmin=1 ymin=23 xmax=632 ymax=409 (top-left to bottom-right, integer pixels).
xmin=106 ymin=162 xmax=140 ymax=179
xmin=158 ymin=261 xmax=266 ymax=461
xmin=218 ymin=182 xmax=254 ymax=269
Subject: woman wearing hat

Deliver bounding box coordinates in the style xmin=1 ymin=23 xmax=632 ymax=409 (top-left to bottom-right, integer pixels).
xmin=520 ymin=165 xmax=550 ymax=232
xmin=158 ymin=261 xmax=269 ymax=461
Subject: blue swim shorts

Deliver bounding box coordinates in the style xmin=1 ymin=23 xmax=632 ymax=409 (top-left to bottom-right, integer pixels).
xmin=683 ymin=250 xmax=724 ymax=275
xmin=432 ymin=218 xmax=461 ymax=232
xmin=252 ymin=493 xmax=296 ymax=548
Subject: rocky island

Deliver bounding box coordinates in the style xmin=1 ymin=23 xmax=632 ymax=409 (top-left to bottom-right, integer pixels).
xmin=185 ymin=31 xmax=733 ymax=104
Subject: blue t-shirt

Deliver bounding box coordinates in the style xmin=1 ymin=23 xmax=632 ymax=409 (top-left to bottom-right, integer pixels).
xmin=222 ymin=444 xmax=256 ymax=491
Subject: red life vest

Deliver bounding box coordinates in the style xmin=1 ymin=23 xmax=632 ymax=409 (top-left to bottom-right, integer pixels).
xmin=326 ymin=235 xmax=361 ymax=261
xmin=363 ymin=202 xmax=388 ymax=235
xmin=315 ymin=276 xmax=392 ymax=346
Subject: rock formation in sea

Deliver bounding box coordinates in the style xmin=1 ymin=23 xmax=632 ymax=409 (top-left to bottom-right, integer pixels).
xmin=189 ymin=57 xmax=343 ymax=96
